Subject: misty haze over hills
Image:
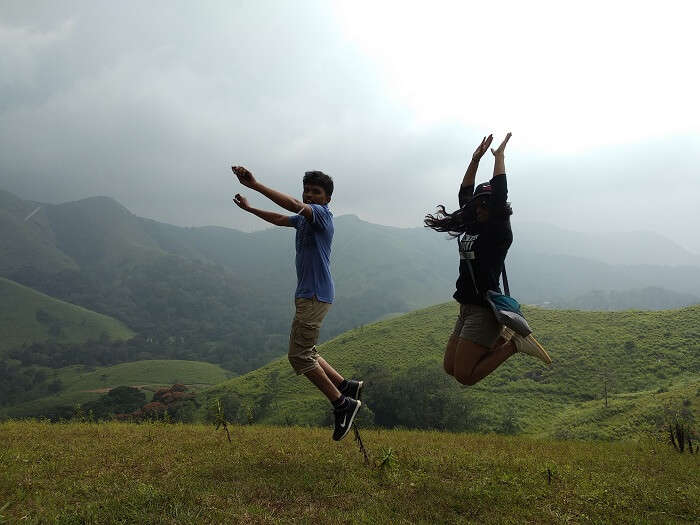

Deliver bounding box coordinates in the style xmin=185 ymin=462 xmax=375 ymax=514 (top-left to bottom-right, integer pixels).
xmin=1 ymin=2 xmax=699 ymax=256
xmin=2 ymin=187 xmax=700 ymax=312
xmin=1 ymin=182 xmax=699 ymax=376
xmin=513 ymin=222 xmax=700 ymax=267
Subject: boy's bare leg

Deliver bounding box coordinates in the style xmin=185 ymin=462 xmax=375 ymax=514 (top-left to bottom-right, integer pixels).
xmin=304 ymin=365 xmax=342 ymax=402
xmin=317 ymin=356 xmax=344 ymax=386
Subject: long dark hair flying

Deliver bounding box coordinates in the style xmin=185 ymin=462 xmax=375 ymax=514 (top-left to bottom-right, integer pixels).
xmin=424 ymin=200 xmax=513 ymax=237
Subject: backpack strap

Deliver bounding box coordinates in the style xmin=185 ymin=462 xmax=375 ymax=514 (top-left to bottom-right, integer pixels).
xmin=466 ymin=259 xmax=480 ymax=296
xmin=501 ymin=264 xmax=510 ymax=297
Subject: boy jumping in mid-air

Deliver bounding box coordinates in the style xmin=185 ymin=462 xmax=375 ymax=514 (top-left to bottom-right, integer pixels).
xmin=232 ymin=165 xmax=363 ymax=441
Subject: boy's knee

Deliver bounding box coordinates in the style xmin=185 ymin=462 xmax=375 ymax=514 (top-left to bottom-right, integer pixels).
xmin=288 ymin=318 xmax=321 ymax=374
xmin=287 ymin=353 xmax=309 ymax=374
xmin=287 ymin=346 xmax=319 ymax=375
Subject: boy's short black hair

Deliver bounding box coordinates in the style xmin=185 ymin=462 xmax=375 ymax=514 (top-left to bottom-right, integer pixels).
xmin=303 ymin=171 xmax=334 ymax=197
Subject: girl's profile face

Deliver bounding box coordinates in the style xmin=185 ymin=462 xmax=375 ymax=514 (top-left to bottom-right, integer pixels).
xmin=475 ymin=198 xmax=490 ymax=223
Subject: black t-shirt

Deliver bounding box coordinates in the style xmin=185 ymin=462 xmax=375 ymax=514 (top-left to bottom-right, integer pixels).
xmin=453 ymin=174 xmax=512 ymax=307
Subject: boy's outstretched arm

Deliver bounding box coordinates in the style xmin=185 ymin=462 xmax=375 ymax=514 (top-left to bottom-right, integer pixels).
xmin=233 ymin=194 xmax=292 ymax=227
xmin=232 ymin=166 xmax=313 ymax=221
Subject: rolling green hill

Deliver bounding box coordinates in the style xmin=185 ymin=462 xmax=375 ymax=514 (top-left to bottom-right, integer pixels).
xmin=201 ymin=303 xmax=700 ymax=439
xmin=0 ymin=359 xmax=232 ymax=419
xmin=0 ymin=277 xmax=134 ymax=352
xmin=0 ymin=190 xmax=78 ymax=275
xmin=544 ymin=377 xmax=699 ymax=440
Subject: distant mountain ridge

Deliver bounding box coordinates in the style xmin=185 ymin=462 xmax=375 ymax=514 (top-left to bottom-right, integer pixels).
xmin=515 ymin=221 xmax=700 ymax=267
xmin=3 ymin=188 xmax=700 ymax=311
xmin=2 ymin=188 xmax=699 ymax=377
xmin=0 ymin=190 xmax=457 ymax=374
xmin=551 ymin=286 xmax=700 ymax=311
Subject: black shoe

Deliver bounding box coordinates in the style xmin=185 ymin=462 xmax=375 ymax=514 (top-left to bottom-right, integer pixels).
xmin=333 ymin=398 xmax=362 ymax=441
xmin=342 ymin=379 xmax=364 ymax=400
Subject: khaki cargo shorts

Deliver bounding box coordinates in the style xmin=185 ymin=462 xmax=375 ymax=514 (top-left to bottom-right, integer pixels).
xmin=288 ymin=297 xmax=332 ymax=374
xmin=452 ymin=302 xmax=502 ymax=349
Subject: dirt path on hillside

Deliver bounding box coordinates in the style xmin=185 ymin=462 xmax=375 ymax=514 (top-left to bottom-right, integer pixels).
xmin=81 ymin=383 xmax=212 ymax=394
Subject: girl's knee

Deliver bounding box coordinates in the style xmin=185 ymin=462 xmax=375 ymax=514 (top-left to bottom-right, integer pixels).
xmin=454 ymin=371 xmax=478 ymax=386
xmin=443 ymin=338 xmax=458 ymax=376
xmin=443 ymin=361 xmax=454 ymax=376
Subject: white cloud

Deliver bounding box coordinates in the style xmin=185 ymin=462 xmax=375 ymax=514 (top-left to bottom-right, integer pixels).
xmin=335 ymin=0 xmax=700 ymax=153
xmin=0 ymin=1 xmax=698 ymax=253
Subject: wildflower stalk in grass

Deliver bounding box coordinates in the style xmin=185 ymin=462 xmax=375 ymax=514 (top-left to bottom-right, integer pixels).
xmin=352 ymin=425 xmax=370 ymax=466
xmin=213 ymin=399 xmax=232 ymax=443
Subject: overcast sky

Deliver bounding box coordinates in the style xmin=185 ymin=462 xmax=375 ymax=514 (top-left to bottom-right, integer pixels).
xmin=1 ymin=0 xmax=699 ymax=251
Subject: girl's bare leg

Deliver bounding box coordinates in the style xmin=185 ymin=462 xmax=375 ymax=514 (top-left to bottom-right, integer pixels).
xmin=452 ymin=337 xmax=516 ymax=386
xmin=443 ymin=335 xmax=460 ymax=376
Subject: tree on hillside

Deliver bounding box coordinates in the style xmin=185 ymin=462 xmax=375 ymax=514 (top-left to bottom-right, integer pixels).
xmin=82 ymin=386 xmax=146 ymax=419
xmin=599 ymin=365 xmax=618 ymax=408
xmin=358 ymin=364 xmax=483 ymax=431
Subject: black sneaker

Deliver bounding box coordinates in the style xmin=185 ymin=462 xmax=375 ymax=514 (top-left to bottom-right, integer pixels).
xmin=333 ymin=398 xmax=362 ymax=441
xmin=342 ymin=379 xmax=364 ymax=400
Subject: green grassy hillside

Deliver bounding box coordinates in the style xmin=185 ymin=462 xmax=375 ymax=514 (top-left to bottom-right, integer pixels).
xmin=544 ymin=377 xmax=699 ymax=440
xmin=202 ymin=303 xmax=700 ymax=439
xmin=0 ymin=277 xmax=134 ymax=352
xmin=0 ymin=190 xmax=78 ymax=275
xmin=0 ymin=422 xmax=697 ymax=523
xmin=0 ymin=359 xmax=232 ymax=419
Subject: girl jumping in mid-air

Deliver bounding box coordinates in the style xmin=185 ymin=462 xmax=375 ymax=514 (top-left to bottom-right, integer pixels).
xmin=425 ymin=133 xmax=551 ymax=386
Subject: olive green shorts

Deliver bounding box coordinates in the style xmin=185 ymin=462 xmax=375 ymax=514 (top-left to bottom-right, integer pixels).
xmin=288 ymin=297 xmax=332 ymax=374
xmin=452 ymin=302 xmax=502 ymax=349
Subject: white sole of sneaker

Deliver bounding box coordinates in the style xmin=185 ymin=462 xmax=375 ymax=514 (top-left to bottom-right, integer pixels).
xmin=526 ymin=334 xmax=552 ymax=365
xmin=334 ymin=400 xmax=362 ymax=442
xmin=355 ymin=381 xmax=364 ymax=400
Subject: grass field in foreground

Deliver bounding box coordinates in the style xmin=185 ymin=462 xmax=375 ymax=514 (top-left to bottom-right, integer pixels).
xmin=1 ymin=422 xmax=698 ymax=523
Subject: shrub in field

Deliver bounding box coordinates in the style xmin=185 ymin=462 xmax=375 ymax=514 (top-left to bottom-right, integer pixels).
xmin=106 ymin=384 xmax=198 ymax=422
xmin=137 ymin=402 xmax=167 ymax=419
xmin=82 ymin=386 xmax=146 ymax=419
xmin=358 ymin=364 xmax=482 ymax=431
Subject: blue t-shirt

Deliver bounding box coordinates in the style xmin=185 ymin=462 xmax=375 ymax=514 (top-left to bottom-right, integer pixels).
xmin=288 ymin=204 xmax=335 ymax=303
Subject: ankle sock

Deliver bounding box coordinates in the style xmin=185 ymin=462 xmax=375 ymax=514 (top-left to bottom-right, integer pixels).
xmin=338 ymin=379 xmax=349 ymax=393
xmin=510 ymin=336 xmax=522 ymax=354
xmin=332 ymin=395 xmax=347 ymax=409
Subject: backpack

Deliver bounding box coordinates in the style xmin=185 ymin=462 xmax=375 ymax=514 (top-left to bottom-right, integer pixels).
xmin=465 ymin=260 xmax=532 ymax=338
